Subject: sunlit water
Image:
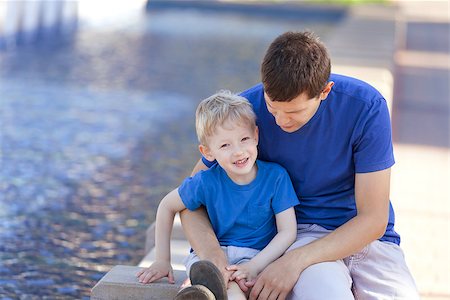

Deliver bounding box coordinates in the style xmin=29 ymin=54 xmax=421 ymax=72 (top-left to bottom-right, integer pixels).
xmin=0 ymin=5 xmax=340 ymax=298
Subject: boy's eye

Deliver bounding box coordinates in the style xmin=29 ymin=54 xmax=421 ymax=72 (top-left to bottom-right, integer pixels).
xmin=241 ymin=137 xmax=250 ymax=142
xmin=220 ymin=144 xmax=229 ymax=149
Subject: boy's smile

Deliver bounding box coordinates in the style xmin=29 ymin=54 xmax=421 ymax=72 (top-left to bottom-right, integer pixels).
xmin=199 ymin=121 xmax=258 ymax=185
xmin=234 ymin=157 xmax=249 ymax=168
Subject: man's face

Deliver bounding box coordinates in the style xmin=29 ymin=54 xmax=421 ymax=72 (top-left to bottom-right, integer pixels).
xmin=264 ymin=82 xmax=333 ymax=133
xmin=264 ymin=92 xmax=322 ymax=133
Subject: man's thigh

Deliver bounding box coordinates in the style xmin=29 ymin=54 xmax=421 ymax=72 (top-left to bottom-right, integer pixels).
xmin=286 ymin=225 xmax=354 ymax=300
xmin=347 ymin=240 xmax=419 ymax=300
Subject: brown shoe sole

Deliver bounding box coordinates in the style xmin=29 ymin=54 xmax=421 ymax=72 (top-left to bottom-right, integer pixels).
xmin=189 ymin=260 xmax=228 ymax=300
xmin=175 ymin=284 xmax=216 ymax=300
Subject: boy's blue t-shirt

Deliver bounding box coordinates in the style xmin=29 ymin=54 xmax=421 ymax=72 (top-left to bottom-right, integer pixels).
xmin=204 ymin=74 xmax=400 ymax=245
xmin=178 ymin=160 xmax=299 ymax=250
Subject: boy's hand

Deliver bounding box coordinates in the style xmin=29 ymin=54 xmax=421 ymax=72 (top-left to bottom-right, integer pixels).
xmin=227 ymin=262 xmax=259 ymax=282
xmin=136 ymin=261 xmax=175 ymax=284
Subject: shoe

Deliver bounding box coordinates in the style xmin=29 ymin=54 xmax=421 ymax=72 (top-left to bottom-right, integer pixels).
xmin=189 ymin=260 xmax=228 ymax=300
xmin=174 ymin=284 xmax=215 ymax=300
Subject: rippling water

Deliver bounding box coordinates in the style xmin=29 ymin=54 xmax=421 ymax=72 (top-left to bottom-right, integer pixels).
xmin=0 ymin=5 xmax=338 ymax=298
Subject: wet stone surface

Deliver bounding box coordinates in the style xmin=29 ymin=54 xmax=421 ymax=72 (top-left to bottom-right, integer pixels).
xmin=0 ymin=7 xmax=336 ymax=298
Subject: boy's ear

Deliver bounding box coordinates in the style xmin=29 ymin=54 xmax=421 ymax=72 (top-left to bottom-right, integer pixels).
xmin=254 ymin=126 xmax=259 ymax=144
xmin=199 ymin=144 xmax=215 ymax=162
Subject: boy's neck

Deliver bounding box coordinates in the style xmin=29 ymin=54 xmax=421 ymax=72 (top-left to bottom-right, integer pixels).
xmin=226 ymin=162 xmax=258 ymax=185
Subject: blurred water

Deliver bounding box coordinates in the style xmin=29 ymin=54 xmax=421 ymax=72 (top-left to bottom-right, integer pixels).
xmin=0 ymin=6 xmax=338 ymax=298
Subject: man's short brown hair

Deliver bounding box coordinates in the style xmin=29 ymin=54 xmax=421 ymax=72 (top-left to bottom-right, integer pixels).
xmin=261 ymin=31 xmax=331 ymax=101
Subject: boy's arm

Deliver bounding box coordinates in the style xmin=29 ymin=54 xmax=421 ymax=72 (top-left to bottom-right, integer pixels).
xmin=154 ymin=188 xmax=187 ymax=261
xmin=137 ymin=188 xmax=186 ymax=284
xmin=228 ymin=207 xmax=297 ymax=281
xmin=180 ymin=158 xmax=233 ymax=285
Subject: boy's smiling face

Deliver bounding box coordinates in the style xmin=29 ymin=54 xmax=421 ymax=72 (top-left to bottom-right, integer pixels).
xmin=200 ymin=120 xmax=258 ymax=185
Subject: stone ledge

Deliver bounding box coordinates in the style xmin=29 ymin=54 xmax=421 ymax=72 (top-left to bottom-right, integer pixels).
xmin=92 ymin=214 xmax=190 ymax=299
xmin=91 ymin=265 xmax=186 ymax=300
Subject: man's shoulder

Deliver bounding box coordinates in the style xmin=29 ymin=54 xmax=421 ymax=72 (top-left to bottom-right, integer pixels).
xmin=239 ymin=83 xmax=264 ymax=102
xmin=330 ymin=73 xmax=385 ymax=103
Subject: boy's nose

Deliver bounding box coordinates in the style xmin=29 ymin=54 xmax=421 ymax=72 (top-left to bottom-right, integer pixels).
xmin=233 ymin=147 xmax=244 ymax=156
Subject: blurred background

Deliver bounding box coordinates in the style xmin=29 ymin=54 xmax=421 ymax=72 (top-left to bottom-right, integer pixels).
xmin=0 ymin=0 xmax=448 ymax=299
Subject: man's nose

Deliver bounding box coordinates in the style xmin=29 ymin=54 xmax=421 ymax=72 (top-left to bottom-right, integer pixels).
xmin=275 ymin=112 xmax=290 ymax=127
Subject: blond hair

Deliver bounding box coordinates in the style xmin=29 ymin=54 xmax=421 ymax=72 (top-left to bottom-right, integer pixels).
xmin=196 ymin=90 xmax=256 ymax=146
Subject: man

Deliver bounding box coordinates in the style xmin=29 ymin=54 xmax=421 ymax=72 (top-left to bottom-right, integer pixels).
xmin=181 ymin=31 xmax=419 ymax=300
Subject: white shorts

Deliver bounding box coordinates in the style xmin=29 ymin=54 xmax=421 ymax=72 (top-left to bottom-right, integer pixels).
xmin=287 ymin=224 xmax=420 ymax=300
xmin=184 ymin=245 xmax=260 ymax=276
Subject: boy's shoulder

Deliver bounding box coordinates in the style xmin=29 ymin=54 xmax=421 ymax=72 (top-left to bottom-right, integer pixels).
xmin=181 ymin=163 xmax=222 ymax=193
xmin=191 ymin=162 xmax=222 ymax=180
xmin=257 ymin=160 xmax=288 ymax=176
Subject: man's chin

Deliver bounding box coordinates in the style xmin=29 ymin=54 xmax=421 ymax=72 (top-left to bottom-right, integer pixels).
xmin=280 ymin=125 xmax=300 ymax=133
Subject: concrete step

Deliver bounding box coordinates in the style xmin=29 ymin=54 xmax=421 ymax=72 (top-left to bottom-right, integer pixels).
xmin=91 ymin=214 xmax=190 ymax=299
xmin=91 ymin=265 xmax=185 ymax=300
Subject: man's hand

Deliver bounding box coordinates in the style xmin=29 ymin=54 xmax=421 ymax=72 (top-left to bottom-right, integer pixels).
xmin=247 ymin=251 xmax=302 ymax=300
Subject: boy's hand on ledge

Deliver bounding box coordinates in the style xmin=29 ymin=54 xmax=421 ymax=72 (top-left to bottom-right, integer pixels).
xmin=136 ymin=261 xmax=175 ymax=284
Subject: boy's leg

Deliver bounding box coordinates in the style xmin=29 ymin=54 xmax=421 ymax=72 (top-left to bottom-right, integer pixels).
xmin=184 ymin=251 xmax=202 ymax=277
xmin=225 ymin=245 xmax=260 ymax=265
xmin=347 ymin=240 xmax=419 ymax=300
xmin=287 ymin=224 xmax=354 ymax=300
xmin=190 ymin=260 xmax=228 ymax=300
xmin=227 ymin=281 xmax=247 ymax=300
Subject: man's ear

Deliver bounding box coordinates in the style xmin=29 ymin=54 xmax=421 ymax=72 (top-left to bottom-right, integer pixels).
xmin=320 ymin=81 xmax=334 ymax=100
xmin=199 ymin=144 xmax=215 ymax=162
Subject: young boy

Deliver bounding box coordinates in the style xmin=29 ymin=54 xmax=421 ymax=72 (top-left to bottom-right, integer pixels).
xmin=136 ymin=91 xmax=299 ymax=299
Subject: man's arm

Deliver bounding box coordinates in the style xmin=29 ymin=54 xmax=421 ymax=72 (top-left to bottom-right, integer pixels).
xmin=180 ymin=158 xmax=233 ymax=284
xmin=190 ymin=158 xmax=209 ymax=176
xmin=249 ymin=168 xmax=391 ymax=300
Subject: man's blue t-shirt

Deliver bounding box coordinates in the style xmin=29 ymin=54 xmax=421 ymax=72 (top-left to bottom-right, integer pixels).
xmin=178 ymin=160 xmax=299 ymax=250
xmin=203 ymin=74 xmax=399 ymax=244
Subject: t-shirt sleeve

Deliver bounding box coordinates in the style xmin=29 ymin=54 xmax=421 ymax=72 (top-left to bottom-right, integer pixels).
xmin=353 ymin=98 xmax=395 ymax=173
xmin=178 ymin=173 xmax=206 ymax=211
xmin=201 ymin=156 xmax=216 ymax=168
xmin=271 ymin=167 xmax=300 ymax=214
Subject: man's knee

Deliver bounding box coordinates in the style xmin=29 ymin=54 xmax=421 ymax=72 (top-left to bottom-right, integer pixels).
xmin=288 ymin=261 xmax=354 ymax=300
